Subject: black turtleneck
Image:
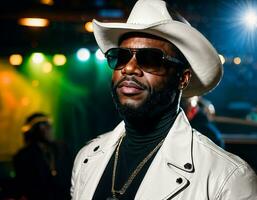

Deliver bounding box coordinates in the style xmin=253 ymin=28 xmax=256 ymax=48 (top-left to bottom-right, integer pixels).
xmin=92 ymin=107 xmax=179 ymax=200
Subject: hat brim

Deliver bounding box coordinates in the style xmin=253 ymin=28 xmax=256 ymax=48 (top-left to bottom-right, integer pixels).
xmin=93 ymin=19 xmax=223 ymax=97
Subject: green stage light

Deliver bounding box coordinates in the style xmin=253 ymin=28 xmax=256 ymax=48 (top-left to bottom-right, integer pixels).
xmin=95 ymin=49 xmax=105 ymax=61
xmin=31 ymin=53 xmax=45 ymax=64
xmin=77 ymin=48 xmax=90 ymax=61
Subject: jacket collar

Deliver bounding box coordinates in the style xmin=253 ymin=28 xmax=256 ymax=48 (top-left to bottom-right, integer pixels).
xmin=82 ymin=121 xmax=125 ymax=158
xmin=160 ymin=110 xmax=194 ymax=172
xmin=100 ymin=110 xmax=194 ymax=172
xmin=79 ymin=110 xmax=193 ymax=200
xmin=135 ymin=110 xmax=194 ymax=199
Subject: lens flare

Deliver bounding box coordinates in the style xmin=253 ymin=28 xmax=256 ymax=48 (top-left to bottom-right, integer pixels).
xmin=244 ymin=10 xmax=257 ymax=29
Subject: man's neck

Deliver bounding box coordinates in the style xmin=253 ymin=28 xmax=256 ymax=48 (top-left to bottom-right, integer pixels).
xmin=123 ymin=103 xmax=179 ymax=146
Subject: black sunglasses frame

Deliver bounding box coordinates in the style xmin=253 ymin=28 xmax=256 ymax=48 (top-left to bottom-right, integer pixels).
xmin=105 ymin=47 xmax=185 ymax=75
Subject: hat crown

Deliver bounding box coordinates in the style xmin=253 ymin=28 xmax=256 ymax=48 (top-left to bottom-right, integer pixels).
xmin=127 ymin=0 xmax=189 ymax=25
xmin=92 ymin=0 xmax=223 ymax=97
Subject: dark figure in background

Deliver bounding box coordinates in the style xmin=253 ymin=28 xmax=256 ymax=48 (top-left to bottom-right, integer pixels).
xmin=13 ymin=113 xmax=72 ymax=200
xmin=181 ymin=97 xmax=225 ymax=148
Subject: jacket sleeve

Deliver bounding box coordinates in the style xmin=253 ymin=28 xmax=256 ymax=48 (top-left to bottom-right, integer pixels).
xmin=70 ymin=159 xmax=77 ymax=199
xmin=70 ymin=149 xmax=81 ymax=199
xmin=70 ymin=145 xmax=89 ymax=200
xmin=215 ymin=164 xmax=257 ymax=200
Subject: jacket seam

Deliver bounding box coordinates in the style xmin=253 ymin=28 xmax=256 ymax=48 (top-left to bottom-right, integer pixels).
xmin=214 ymin=165 xmax=245 ymax=200
xmin=194 ymin=134 xmax=243 ymax=167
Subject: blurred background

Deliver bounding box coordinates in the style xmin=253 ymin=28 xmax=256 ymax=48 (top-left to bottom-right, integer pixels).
xmin=0 ymin=0 xmax=257 ymax=198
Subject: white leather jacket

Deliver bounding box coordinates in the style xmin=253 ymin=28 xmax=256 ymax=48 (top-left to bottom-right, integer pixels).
xmin=71 ymin=111 xmax=257 ymax=200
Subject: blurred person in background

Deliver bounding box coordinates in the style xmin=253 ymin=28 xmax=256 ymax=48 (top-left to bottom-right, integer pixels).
xmin=181 ymin=96 xmax=225 ymax=148
xmin=13 ymin=113 xmax=72 ymax=200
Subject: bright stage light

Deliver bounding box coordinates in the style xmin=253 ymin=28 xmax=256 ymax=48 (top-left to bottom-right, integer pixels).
xmin=190 ymin=96 xmax=199 ymax=107
xmin=18 ymin=18 xmax=49 ymax=27
xmin=31 ymin=53 xmax=45 ymax=64
xmin=233 ymin=57 xmax=241 ymax=65
xmin=40 ymin=0 xmax=54 ymax=6
xmin=85 ymin=21 xmax=93 ymax=32
xmin=53 ymin=54 xmax=66 ymax=66
xmin=95 ymin=49 xmax=105 ymax=60
xmin=243 ymin=10 xmax=257 ymax=29
xmin=9 ymin=54 xmax=23 ymax=66
xmin=77 ymin=48 xmax=90 ymax=61
xmin=226 ymin=2 xmax=257 ymax=49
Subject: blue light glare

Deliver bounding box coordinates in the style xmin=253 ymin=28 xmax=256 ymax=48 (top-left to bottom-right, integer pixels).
xmin=217 ymin=1 xmax=257 ymax=52
xmin=243 ymin=10 xmax=257 ymax=30
xmin=233 ymin=1 xmax=257 ymax=49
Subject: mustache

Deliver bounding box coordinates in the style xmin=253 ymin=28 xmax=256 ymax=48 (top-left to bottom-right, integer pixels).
xmin=112 ymin=76 xmax=148 ymax=90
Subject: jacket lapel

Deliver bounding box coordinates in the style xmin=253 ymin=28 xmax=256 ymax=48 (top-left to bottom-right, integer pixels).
xmin=135 ymin=111 xmax=194 ymax=200
xmin=76 ymin=111 xmax=194 ymax=200
xmin=77 ymin=122 xmax=126 ymax=200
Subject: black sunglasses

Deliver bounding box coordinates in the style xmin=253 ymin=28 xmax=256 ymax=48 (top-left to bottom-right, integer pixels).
xmin=105 ymin=48 xmax=185 ymax=75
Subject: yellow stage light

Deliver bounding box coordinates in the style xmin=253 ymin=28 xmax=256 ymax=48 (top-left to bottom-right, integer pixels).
xmin=42 ymin=62 xmax=53 ymax=73
xmin=9 ymin=54 xmax=23 ymax=66
xmin=53 ymin=54 xmax=66 ymax=66
xmin=84 ymin=21 xmax=93 ymax=32
xmin=234 ymin=57 xmax=241 ymax=65
xmin=40 ymin=0 xmax=54 ymax=6
xmin=18 ymin=18 xmax=49 ymax=27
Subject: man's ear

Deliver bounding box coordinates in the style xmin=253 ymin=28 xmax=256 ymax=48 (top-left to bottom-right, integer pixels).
xmin=178 ymin=69 xmax=191 ymax=90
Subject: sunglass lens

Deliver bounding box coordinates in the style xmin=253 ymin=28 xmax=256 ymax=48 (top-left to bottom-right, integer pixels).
xmin=137 ymin=49 xmax=163 ymax=73
xmin=106 ymin=48 xmax=131 ymax=69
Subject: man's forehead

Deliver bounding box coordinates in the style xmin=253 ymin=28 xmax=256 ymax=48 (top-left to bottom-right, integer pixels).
xmin=120 ymin=36 xmax=170 ymax=48
xmin=119 ymin=32 xmax=177 ymax=53
xmin=118 ymin=32 xmax=172 ymax=46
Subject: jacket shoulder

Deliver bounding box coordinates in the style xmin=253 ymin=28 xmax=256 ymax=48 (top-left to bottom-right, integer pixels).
xmin=193 ymin=129 xmax=248 ymax=167
xmin=192 ymin=130 xmax=257 ymax=199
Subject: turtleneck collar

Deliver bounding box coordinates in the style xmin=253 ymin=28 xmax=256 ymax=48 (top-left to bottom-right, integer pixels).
xmin=123 ymin=104 xmax=179 ymax=149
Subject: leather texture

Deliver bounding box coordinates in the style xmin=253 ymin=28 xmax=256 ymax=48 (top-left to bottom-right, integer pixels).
xmin=71 ymin=111 xmax=257 ymax=200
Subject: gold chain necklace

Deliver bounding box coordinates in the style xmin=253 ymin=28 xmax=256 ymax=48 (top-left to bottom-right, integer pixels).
xmin=108 ymin=134 xmax=164 ymax=200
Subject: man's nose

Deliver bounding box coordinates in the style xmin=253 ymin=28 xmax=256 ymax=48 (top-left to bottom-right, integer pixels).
xmin=121 ymin=55 xmax=143 ymax=76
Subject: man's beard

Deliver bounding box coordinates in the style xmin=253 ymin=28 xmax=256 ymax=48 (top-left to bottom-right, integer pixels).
xmin=111 ymin=76 xmax=180 ymax=121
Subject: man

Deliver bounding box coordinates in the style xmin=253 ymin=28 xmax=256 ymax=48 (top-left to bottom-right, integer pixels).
xmin=71 ymin=0 xmax=257 ymax=199
xmin=13 ymin=113 xmax=72 ymax=200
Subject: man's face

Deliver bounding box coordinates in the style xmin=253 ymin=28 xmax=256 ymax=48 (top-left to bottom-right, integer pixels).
xmin=34 ymin=121 xmax=52 ymax=142
xmin=111 ymin=36 xmax=184 ymax=118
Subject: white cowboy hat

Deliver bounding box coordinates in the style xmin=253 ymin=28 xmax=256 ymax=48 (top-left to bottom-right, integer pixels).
xmin=93 ymin=0 xmax=223 ymax=97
